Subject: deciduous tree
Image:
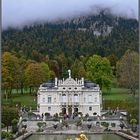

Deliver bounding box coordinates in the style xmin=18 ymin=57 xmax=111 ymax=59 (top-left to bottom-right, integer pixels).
xmin=25 ymin=63 xmax=44 ymax=94
xmin=107 ymin=54 xmax=118 ymax=76
xmin=116 ymin=50 xmax=138 ymax=95
xmin=40 ymin=62 xmax=50 ymax=82
xmin=71 ymin=59 xmax=86 ymax=78
xmin=86 ymin=55 xmax=113 ymax=90
xmin=2 ymin=52 xmax=20 ymax=97
xmin=2 ymin=106 xmax=19 ymax=132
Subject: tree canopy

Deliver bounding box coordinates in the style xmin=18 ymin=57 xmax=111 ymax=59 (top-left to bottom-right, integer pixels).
xmin=40 ymin=62 xmax=50 ymax=82
xmin=116 ymin=49 xmax=139 ymax=95
xmin=25 ymin=62 xmax=44 ymax=93
xmin=2 ymin=106 xmax=19 ymax=132
xmin=86 ymin=55 xmax=113 ymax=89
xmin=2 ymin=52 xmax=20 ymax=95
xmin=71 ymin=59 xmax=86 ymax=78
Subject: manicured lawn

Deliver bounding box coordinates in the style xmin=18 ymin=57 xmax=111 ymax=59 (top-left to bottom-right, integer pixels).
xmin=102 ymin=88 xmax=138 ymax=101
xmin=12 ymin=94 xmax=37 ymax=109
xmin=103 ymin=88 xmax=130 ymax=95
xmin=2 ymin=93 xmax=37 ymax=109
xmin=4 ymin=88 xmax=31 ymax=95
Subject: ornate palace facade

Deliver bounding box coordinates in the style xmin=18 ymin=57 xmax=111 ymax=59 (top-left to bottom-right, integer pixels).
xmin=37 ymin=70 xmax=102 ymax=117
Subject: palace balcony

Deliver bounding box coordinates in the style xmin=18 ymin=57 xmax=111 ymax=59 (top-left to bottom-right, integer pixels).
xmin=60 ymin=102 xmax=80 ymax=106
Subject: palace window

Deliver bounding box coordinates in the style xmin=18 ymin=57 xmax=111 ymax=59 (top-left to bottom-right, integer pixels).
xmin=74 ymin=94 xmax=78 ymax=102
xmin=89 ymin=107 xmax=92 ymax=111
xmin=85 ymin=95 xmax=88 ymax=103
xmin=84 ymin=97 xmax=86 ymax=102
xmin=88 ymin=95 xmax=92 ymax=103
xmin=42 ymin=97 xmax=45 ymax=103
xmin=62 ymin=94 xmax=66 ymax=102
xmin=48 ymin=107 xmax=51 ymax=111
xmin=48 ymin=96 xmax=52 ymax=103
xmin=95 ymin=97 xmax=97 ymax=102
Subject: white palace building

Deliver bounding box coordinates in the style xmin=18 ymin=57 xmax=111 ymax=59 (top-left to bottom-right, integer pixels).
xmin=37 ymin=70 xmax=102 ymax=117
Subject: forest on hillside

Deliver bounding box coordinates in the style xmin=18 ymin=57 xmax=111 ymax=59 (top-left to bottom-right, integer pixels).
xmin=2 ymin=13 xmax=138 ymax=60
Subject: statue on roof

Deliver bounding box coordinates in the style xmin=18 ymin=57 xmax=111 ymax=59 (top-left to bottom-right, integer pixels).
xmin=68 ymin=69 xmax=71 ymax=78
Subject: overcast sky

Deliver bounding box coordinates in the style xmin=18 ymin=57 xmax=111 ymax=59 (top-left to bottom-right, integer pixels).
xmin=2 ymin=0 xmax=138 ymax=29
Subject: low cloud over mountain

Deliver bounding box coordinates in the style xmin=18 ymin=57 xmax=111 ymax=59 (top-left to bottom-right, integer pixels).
xmin=2 ymin=0 xmax=138 ymax=29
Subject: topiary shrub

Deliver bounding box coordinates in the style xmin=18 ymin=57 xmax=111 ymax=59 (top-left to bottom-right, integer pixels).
xmin=119 ymin=123 xmax=124 ymax=130
xmin=12 ymin=119 xmax=19 ymax=133
xmin=76 ymin=119 xmax=82 ymax=127
xmin=96 ymin=121 xmax=100 ymax=126
xmin=111 ymin=123 xmax=116 ymax=127
xmin=1 ymin=131 xmax=9 ymax=139
xmin=101 ymin=122 xmax=109 ymax=128
xmin=1 ymin=131 xmax=14 ymax=140
xmin=45 ymin=112 xmax=50 ymax=117
xmin=53 ymin=124 xmax=58 ymax=129
xmin=37 ymin=122 xmax=43 ymax=131
xmin=108 ymin=112 xmax=113 ymax=115
xmin=87 ymin=124 xmax=92 ymax=130
xmin=43 ymin=122 xmax=46 ymax=127
xmin=59 ymin=112 xmax=63 ymax=116
xmin=62 ymin=120 xmax=68 ymax=128
xmin=54 ymin=113 xmax=58 ymax=117
xmin=53 ymin=113 xmax=59 ymax=121
xmin=85 ymin=113 xmax=89 ymax=118
xmin=78 ymin=112 xmax=83 ymax=117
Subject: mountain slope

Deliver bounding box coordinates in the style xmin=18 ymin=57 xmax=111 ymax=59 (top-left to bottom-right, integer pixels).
xmin=2 ymin=12 xmax=138 ymax=60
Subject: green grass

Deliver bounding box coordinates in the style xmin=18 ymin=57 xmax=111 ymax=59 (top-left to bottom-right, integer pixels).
xmin=2 ymin=88 xmax=31 ymax=95
xmin=102 ymin=88 xmax=139 ymax=101
xmin=2 ymin=88 xmax=37 ymax=109
xmin=2 ymin=93 xmax=37 ymax=109
xmin=12 ymin=94 xmax=37 ymax=109
xmin=103 ymin=88 xmax=130 ymax=95
xmin=102 ymin=88 xmax=138 ymax=112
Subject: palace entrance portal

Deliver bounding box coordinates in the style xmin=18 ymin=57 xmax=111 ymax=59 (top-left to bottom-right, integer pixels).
xmin=68 ymin=105 xmax=72 ymax=117
xmin=74 ymin=107 xmax=79 ymax=116
xmin=62 ymin=107 xmax=66 ymax=114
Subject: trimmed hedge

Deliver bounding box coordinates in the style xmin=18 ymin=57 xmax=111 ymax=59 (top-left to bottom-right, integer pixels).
xmin=1 ymin=131 xmax=14 ymax=140
xmin=111 ymin=123 xmax=116 ymax=127
xmin=101 ymin=122 xmax=109 ymax=128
